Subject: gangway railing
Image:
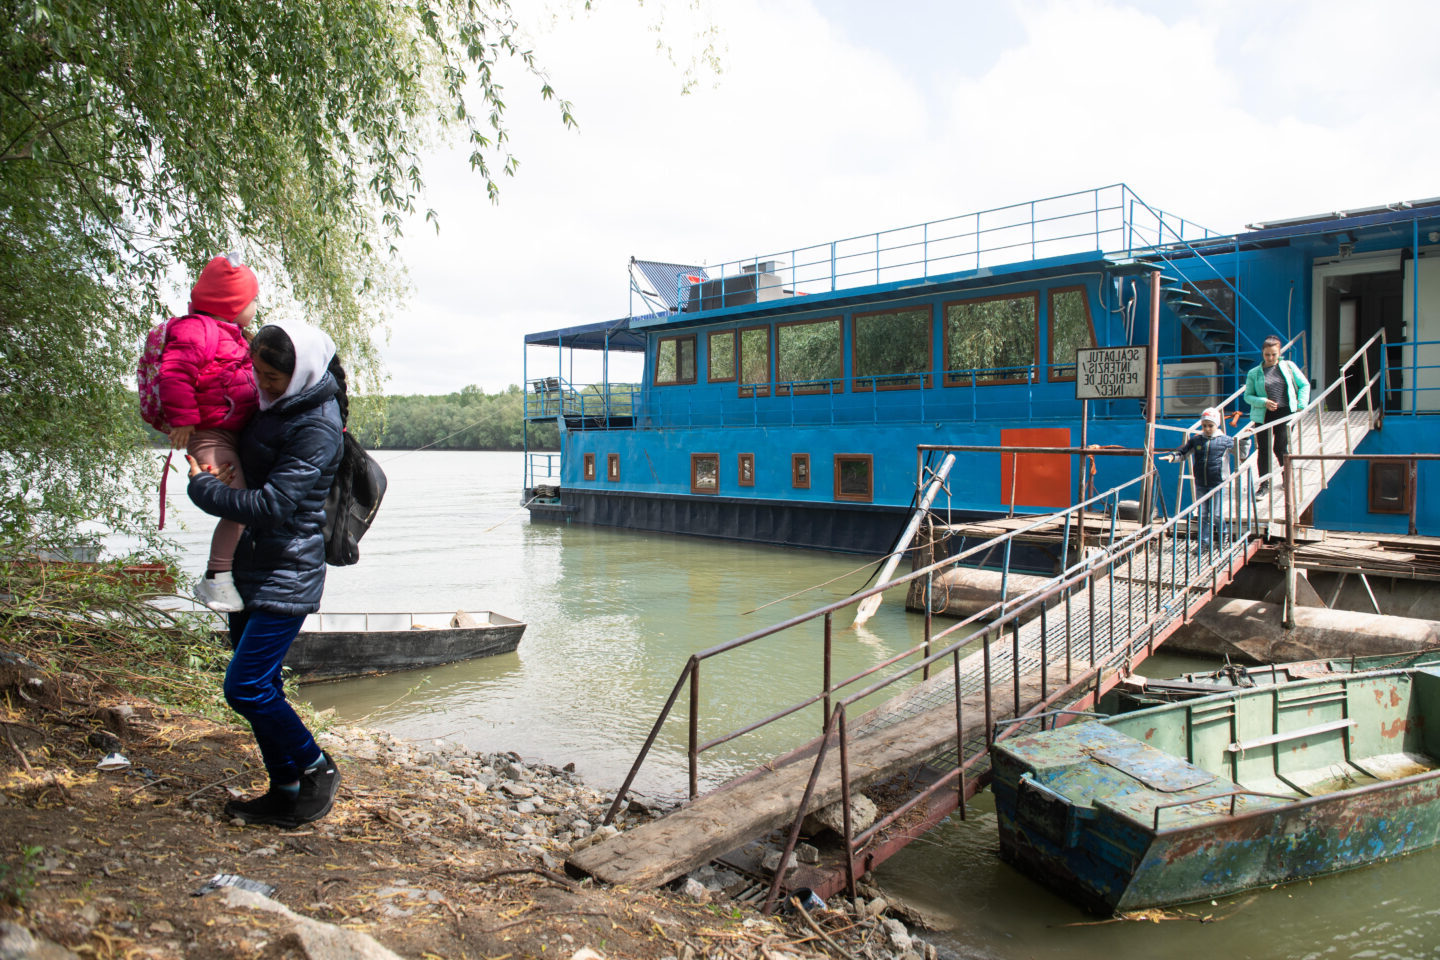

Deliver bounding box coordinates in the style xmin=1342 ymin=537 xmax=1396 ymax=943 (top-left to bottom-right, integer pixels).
xmin=603 ymin=444 xmax=1267 ymax=903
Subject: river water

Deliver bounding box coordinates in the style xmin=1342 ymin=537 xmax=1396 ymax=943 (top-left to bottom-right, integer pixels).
xmin=159 ymin=450 xmax=1440 ymax=958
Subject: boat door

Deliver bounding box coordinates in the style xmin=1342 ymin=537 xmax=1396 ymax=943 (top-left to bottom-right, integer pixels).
xmin=1311 ymin=252 xmax=1406 ymax=409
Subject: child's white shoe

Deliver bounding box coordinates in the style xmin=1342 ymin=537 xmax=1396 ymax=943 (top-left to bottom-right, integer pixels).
xmin=196 ymin=571 xmax=244 ymax=613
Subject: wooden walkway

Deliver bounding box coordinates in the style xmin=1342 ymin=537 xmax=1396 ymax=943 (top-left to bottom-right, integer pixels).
xmin=567 ymin=534 xmax=1255 ymax=890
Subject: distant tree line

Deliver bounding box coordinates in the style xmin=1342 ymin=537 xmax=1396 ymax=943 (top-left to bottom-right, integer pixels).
xmin=348 ymin=385 xmax=558 ymax=451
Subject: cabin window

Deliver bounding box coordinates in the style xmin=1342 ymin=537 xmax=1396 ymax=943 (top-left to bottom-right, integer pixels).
xmin=944 ymin=292 xmax=1038 ymax=385
xmin=833 ymin=454 xmax=873 ymax=502
xmin=656 ymin=335 xmax=697 ymax=385
xmin=607 ymin=453 xmax=620 ymax=482
xmin=792 ymin=453 xmax=810 ymax=489
xmin=777 ymin=317 xmax=842 ymax=394
xmin=583 ymin=453 xmax=596 ymax=481
xmin=738 ymin=453 xmax=755 ymax=487
xmin=1048 ymin=287 xmax=1097 ymax=382
xmin=739 ymin=326 xmax=771 ymax=397
xmin=853 ymin=306 xmax=931 ymax=390
xmin=1368 ymin=461 xmax=1413 ymax=514
xmin=708 ymin=330 xmax=736 ymax=382
xmin=691 ymin=453 xmax=719 ymax=494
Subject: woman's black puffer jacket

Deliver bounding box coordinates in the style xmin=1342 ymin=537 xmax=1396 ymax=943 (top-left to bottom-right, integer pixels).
xmin=188 ymin=374 xmax=344 ymax=615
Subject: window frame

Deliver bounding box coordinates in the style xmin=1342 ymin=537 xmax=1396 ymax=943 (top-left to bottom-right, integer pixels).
xmin=691 ymin=453 xmax=720 ymax=495
xmin=582 ymin=453 xmax=596 ymax=481
xmin=707 ymin=329 xmax=736 ymax=383
xmin=738 ymin=453 xmax=755 ymax=487
xmin=791 ymin=453 xmax=810 ymax=489
xmin=833 ymin=454 xmax=874 ymax=503
xmin=606 ymin=453 xmax=620 ymax=482
xmin=775 ymin=315 xmax=844 ymax=395
xmin=654 ymin=334 xmax=698 ymax=386
xmin=942 ymin=290 xmax=1040 ymax=387
xmin=851 ymin=305 xmax=933 ymax=392
xmin=1046 ymin=286 xmax=1098 ymax=383
xmin=738 ymin=325 xmax=772 ymax=398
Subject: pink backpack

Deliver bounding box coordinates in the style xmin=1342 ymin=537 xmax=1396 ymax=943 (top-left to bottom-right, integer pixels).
xmin=136 ymin=314 xmax=217 ymax=431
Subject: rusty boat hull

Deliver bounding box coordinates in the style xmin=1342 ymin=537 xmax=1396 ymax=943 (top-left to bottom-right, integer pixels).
xmin=992 ymin=668 xmax=1440 ymax=913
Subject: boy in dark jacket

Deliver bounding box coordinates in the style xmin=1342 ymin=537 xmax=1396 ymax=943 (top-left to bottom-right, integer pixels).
xmin=1163 ymin=407 xmax=1236 ymax=548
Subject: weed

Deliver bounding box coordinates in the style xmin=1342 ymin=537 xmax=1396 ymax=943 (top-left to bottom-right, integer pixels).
xmin=0 ymin=845 xmax=43 ymax=906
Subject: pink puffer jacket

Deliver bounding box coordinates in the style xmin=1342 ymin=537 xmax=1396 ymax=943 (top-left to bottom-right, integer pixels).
xmin=156 ymin=314 xmax=258 ymax=431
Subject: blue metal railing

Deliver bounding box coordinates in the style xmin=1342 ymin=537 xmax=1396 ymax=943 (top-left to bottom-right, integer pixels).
xmin=524 ymin=377 xmax=641 ymax=422
xmin=651 ymin=185 xmax=1218 ymax=317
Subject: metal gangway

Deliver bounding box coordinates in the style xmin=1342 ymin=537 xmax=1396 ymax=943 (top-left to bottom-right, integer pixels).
xmin=566 ymin=332 xmax=1387 ymax=911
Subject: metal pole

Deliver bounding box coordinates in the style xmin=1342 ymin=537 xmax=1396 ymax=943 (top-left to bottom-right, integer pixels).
xmin=1078 ymin=398 xmax=1089 ymax=555
xmin=1141 ymin=269 xmax=1161 ymax=519
xmin=1283 ymin=460 xmax=1297 ymax=630
xmin=689 ymin=662 xmax=700 ymax=799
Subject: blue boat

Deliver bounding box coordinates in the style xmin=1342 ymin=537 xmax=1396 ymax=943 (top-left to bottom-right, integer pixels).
xmin=520 ymin=184 xmax=1440 ymax=553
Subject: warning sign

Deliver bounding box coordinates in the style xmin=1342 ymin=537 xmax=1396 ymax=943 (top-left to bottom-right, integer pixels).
xmin=1075 ymin=346 xmax=1148 ymax=400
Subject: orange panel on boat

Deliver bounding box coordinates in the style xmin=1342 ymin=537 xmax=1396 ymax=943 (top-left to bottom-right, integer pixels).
xmin=999 ymin=428 xmax=1072 ymax=509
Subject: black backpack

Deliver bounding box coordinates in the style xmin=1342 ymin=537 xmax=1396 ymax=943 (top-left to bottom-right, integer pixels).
xmin=323 ymin=430 xmax=386 ymax=565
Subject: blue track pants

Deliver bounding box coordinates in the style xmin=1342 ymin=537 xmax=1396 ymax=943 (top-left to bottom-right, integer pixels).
xmin=225 ymin=610 xmax=323 ymax=785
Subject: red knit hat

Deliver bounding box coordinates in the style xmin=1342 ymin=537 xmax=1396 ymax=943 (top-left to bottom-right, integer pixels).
xmin=189 ymin=254 xmax=259 ymax=321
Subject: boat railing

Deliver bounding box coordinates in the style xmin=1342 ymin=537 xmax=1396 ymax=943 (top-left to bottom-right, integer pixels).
xmin=1122 ymin=190 xmax=1284 ymax=360
xmin=648 ymin=185 xmax=1218 ymax=317
xmin=1150 ymin=788 xmax=1299 ymax=830
xmin=630 ymin=352 xmax=1266 ymax=429
xmin=1387 ymin=336 xmax=1440 ymax=414
xmin=525 ymin=378 xmax=641 ymax=423
xmin=527 ymin=452 xmax=560 ymax=483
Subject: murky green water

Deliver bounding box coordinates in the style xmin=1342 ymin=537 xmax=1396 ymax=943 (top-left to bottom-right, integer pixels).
xmin=159 ymin=450 xmax=1440 ymax=957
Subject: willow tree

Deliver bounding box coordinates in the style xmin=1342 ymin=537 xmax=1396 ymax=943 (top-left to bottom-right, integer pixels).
xmin=0 ymin=0 xmax=578 ymax=549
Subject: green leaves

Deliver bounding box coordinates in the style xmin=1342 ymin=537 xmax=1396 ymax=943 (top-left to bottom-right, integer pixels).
xmin=1 ymin=0 xmax=574 ymax=543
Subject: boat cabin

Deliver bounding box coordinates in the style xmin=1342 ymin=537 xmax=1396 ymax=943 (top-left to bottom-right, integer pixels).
xmin=522 ymin=184 xmax=1440 ymax=553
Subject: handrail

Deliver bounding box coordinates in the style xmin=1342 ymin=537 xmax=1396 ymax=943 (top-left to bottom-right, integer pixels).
xmin=1151 ymin=788 xmax=1298 ymax=830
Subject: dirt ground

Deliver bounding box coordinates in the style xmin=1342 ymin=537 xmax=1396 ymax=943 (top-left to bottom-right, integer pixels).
xmin=0 ymin=659 xmax=913 ymax=960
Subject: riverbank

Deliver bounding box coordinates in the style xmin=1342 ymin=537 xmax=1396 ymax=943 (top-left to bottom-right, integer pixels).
xmin=0 ymin=633 xmax=940 ymax=960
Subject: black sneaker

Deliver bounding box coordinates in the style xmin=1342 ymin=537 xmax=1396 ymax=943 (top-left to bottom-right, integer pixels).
xmin=224 ymin=787 xmax=300 ymax=826
xmin=287 ymin=752 xmax=341 ymax=826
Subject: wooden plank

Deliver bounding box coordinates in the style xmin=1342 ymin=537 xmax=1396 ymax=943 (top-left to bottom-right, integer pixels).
xmin=567 ymin=669 xmax=1050 ymax=890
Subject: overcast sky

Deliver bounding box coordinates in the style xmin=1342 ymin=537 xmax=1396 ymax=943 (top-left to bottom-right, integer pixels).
xmin=381 ymin=0 xmax=1440 ymax=395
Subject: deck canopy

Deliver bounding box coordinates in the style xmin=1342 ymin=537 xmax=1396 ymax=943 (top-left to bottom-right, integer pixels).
xmin=523 ymin=317 xmax=645 ymax=352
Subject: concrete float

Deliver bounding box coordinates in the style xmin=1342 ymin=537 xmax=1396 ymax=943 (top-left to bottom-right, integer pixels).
xmin=1163 ymin=597 xmax=1440 ymax=664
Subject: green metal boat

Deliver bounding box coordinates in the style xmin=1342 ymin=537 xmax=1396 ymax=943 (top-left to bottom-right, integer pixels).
xmin=992 ymin=668 xmax=1440 ymax=914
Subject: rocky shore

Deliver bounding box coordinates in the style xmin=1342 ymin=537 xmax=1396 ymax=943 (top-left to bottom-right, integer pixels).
xmin=0 ymin=661 xmax=944 ymax=960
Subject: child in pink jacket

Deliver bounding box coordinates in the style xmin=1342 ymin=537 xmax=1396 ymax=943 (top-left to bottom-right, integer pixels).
xmin=160 ymin=255 xmax=261 ymax=612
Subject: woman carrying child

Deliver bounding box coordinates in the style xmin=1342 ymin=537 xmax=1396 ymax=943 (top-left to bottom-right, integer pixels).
xmin=1163 ymin=406 xmax=1236 ymax=549
xmin=153 ymin=254 xmax=261 ymax=612
xmin=185 ymin=319 xmax=346 ymax=828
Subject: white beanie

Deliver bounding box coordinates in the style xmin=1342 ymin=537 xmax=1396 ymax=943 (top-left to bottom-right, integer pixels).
xmin=1201 ymin=407 xmax=1222 ymax=426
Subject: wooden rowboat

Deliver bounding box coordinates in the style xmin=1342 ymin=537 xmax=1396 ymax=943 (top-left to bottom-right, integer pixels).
xmin=218 ymin=611 xmax=525 ymax=683
xmin=992 ymin=667 xmax=1440 ymax=914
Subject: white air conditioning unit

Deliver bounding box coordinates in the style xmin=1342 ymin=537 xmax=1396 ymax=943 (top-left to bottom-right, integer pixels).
xmin=1160 ymin=360 xmax=1220 ymax=418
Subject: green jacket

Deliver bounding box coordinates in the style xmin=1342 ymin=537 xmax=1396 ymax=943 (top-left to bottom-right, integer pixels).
xmin=1244 ymin=359 xmax=1310 ymax=422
